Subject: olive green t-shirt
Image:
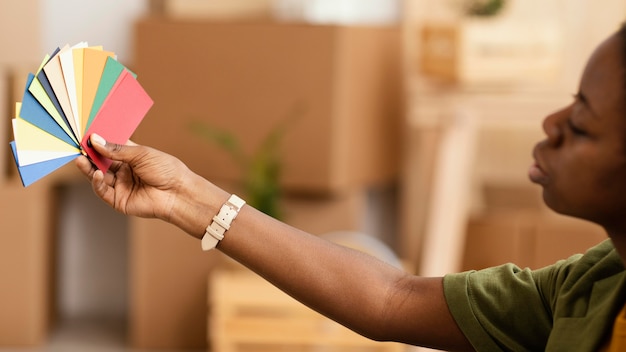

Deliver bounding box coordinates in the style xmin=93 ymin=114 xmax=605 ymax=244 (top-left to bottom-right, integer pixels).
xmin=444 ymin=239 xmax=626 ymax=351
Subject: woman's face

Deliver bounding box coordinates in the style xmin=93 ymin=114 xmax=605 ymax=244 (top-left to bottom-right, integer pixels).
xmin=530 ymin=32 xmax=626 ymax=229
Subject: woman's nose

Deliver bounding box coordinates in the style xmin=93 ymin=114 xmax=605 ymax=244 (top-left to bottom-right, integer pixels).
xmin=542 ymin=107 xmax=567 ymax=147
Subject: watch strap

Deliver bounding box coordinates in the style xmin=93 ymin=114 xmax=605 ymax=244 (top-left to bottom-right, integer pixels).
xmin=201 ymin=194 xmax=245 ymax=251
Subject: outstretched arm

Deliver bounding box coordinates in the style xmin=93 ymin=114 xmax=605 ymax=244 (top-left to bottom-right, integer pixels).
xmin=76 ymin=134 xmax=473 ymax=351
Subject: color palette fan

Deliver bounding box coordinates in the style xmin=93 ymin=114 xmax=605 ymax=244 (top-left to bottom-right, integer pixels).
xmin=9 ymin=42 xmax=154 ymax=187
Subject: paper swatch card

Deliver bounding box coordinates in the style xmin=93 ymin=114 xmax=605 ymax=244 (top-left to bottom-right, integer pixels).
xmin=10 ymin=43 xmax=153 ymax=186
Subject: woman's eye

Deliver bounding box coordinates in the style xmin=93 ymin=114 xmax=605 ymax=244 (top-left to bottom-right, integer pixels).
xmin=567 ymin=119 xmax=586 ymax=135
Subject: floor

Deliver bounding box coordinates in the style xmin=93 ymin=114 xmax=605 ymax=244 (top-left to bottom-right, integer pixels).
xmin=0 ymin=318 xmax=204 ymax=352
xmin=0 ymin=318 xmax=422 ymax=352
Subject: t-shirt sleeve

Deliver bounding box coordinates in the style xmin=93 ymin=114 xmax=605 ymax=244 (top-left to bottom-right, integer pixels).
xmin=443 ymin=264 xmax=557 ymax=352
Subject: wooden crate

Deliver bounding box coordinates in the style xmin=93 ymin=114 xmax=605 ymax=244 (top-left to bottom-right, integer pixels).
xmin=209 ymin=269 xmax=407 ymax=352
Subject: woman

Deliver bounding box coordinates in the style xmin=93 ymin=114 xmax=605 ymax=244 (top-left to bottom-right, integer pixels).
xmin=76 ymin=24 xmax=626 ymax=351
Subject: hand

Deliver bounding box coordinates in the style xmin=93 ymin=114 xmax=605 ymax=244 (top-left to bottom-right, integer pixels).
xmin=75 ymin=133 xmax=191 ymax=221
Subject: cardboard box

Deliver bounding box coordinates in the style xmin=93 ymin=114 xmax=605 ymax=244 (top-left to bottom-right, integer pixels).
xmin=129 ymin=189 xmax=367 ymax=349
xmin=463 ymin=209 xmax=607 ymax=271
xmin=462 ymin=210 xmax=536 ymax=270
xmin=0 ymin=9 xmax=59 ymax=344
xmin=1 ymin=0 xmax=39 ymax=182
xmin=1 ymin=68 xmax=9 ymax=182
xmin=0 ymin=181 xmax=55 ymax=346
xmin=419 ymin=20 xmax=562 ymax=85
xmin=133 ymin=18 xmax=402 ymax=194
xmin=532 ymin=215 xmax=606 ymax=269
xmin=0 ymin=1 xmax=41 ymax=67
xmin=163 ymin=0 xmax=273 ymax=20
xmin=280 ymin=191 xmax=366 ymax=236
xmin=128 ymin=217 xmax=224 ymax=349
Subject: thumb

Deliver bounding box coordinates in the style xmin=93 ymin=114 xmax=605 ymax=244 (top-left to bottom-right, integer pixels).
xmin=89 ymin=133 xmax=139 ymax=162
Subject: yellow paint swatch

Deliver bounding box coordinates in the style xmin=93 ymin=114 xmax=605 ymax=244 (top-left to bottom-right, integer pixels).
xmin=12 ymin=110 xmax=80 ymax=166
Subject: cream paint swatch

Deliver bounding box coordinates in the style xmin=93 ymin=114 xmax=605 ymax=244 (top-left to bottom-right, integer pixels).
xmin=60 ymin=41 xmax=88 ymax=139
xmin=43 ymin=44 xmax=77 ymax=138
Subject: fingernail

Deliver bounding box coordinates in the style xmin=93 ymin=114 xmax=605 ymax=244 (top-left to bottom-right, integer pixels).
xmin=91 ymin=134 xmax=106 ymax=146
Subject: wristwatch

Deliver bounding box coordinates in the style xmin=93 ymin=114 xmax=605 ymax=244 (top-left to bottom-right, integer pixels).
xmin=201 ymin=194 xmax=246 ymax=251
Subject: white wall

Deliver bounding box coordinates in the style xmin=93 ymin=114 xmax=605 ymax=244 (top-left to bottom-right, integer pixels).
xmin=40 ymin=0 xmax=148 ymax=64
xmin=56 ymin=183 xmax=129 ymax=320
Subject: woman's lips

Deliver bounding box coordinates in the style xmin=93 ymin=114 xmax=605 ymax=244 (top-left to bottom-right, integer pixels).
xmin=529 ymin=144 xmax=549 ymax=185
xmin=528 ymin=160 xmax=548 ymax=184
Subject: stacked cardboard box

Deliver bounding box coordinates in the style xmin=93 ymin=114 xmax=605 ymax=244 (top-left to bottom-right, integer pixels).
xmin=1 ymin=66 xmax=75 ymax=347
xmin=0 ymin=1 xmax=51 ymax=344
xmin=133 ymin=18 xmax=402 ymax=194
xmin=0 ymin=180 xmax=55 ymax=346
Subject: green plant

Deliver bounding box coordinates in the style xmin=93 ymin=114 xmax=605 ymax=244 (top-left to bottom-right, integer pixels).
xmin=190 ymin=109 xmax=301 ymax=219
xmin=463 ymin=0 xmax=506 ymax=17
